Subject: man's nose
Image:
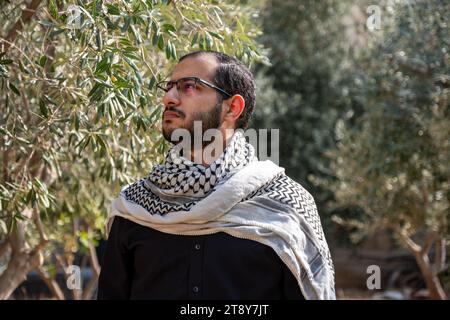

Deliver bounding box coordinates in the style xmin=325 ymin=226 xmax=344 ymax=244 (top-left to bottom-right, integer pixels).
xmin=162 ymin=86 xmax=180 ymax=107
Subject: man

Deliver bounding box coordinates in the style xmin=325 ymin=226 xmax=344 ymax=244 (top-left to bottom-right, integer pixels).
xmin=97 ymin=51 xmax=335 ymax=300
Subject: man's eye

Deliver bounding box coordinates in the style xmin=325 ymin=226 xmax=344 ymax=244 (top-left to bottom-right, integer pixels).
xmin=182 ymin=82 xmax=196 ymax=91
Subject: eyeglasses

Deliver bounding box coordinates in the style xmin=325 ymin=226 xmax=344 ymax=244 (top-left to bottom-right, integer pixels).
xmin=156 ymin=76 xmax=232 ymax=98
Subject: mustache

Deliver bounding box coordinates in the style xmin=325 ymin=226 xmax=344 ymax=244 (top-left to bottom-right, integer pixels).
xmin=164 ymin=107 xmax=185 ymax=118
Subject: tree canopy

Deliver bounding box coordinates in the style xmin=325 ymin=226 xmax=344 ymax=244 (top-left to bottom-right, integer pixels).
xmin=0 ymin=0 xmax=265 ymax=299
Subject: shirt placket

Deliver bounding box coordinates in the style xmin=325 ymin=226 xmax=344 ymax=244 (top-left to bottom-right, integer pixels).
xmin=188 ymin=236 xmax=205 ymax=299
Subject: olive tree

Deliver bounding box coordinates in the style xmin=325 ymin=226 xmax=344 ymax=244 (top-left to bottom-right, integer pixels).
xmin=330 ymin=0 xmax=449 ymax=299
xmin=0 ymin=0 xmax=265 ymax=299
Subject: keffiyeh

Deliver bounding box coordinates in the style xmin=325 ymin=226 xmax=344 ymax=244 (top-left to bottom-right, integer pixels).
xmin=108 ymin=131 xmax=336 ymax=299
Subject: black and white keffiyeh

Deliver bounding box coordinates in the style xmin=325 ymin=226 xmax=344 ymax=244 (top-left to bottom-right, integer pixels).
xmin=108 ymin=131 xmax=336 ymax=299
xmin=147 ymin=130 xmax=257 ymax=196
xmin=123 ymin=131 xmax=257 ymax=215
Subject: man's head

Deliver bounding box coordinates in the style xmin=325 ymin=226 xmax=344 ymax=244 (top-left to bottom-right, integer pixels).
xmin=159 ymin=51 xmax=255 ymax=144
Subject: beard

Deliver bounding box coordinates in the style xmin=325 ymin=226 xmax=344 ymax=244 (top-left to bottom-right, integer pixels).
xmin=162 ymin=99 xmax=223 ymax=148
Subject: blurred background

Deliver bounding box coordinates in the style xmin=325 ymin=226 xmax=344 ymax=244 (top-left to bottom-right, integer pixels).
xmin=0 ymin=0 xmax=449 ymax=299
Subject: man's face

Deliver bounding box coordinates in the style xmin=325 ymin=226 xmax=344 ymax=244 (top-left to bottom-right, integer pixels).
xmin=161 ymin=55 xmax=226 ymax=144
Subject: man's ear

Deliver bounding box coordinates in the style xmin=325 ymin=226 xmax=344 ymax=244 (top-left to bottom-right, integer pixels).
xmin=224 ymin=94 xmax=245 ymax=123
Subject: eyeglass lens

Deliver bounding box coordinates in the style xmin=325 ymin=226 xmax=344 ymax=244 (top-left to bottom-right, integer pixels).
xmin=163 ymin=78 xmax=197 ymax=94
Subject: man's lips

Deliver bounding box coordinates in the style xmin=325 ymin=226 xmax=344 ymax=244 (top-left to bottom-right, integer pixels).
xmin=163 ymin=111 xmax=181 ymax=119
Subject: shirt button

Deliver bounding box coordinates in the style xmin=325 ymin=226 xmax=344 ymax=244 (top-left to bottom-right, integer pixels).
xmin=192 ymin=286 xmax=199 ymax=293
xmin=194 ymin=244 xmax=201 ymax=250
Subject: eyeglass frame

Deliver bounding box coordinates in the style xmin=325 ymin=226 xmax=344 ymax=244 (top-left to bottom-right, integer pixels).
xmin=156 ymin=76 xmax=232 ymax=98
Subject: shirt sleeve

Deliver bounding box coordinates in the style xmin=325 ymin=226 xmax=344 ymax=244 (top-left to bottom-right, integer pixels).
xmin=282 ymin=262 xmax=305 ymax=300
xmin=97 ymin=216 xmax=133 ymax=299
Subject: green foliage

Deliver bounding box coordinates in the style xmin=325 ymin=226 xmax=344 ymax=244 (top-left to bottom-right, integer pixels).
xmin=0 ymin=0 xmax=264 ymax=276
xmin=251 ymin=0 xmax=359 ymax=225
xmin=329 ymin=1 xmax=449 ymax=242
xmin=252 ymin=0 xmax=449 ymax=251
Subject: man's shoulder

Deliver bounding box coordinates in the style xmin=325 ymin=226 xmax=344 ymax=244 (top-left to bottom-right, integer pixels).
xmin=268 ymin=173 xmax=316 ymax=202
xmin=111 ymin=215 xmax=151 ymax=233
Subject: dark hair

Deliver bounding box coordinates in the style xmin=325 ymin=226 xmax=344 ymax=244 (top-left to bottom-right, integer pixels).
xmin=179 ymin=50 xmax=255 ymax=129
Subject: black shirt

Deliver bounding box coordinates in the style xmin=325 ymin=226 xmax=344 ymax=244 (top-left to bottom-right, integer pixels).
xmin=97 ymin=216 xmax=304 ymax=300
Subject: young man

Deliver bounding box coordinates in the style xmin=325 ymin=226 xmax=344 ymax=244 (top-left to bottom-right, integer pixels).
xmin=97 ymin=51 xmax=335 ymax=300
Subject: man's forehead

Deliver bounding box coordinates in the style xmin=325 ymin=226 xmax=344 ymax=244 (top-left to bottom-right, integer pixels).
xmin=169 ymin=55 xmax=218 ymax=81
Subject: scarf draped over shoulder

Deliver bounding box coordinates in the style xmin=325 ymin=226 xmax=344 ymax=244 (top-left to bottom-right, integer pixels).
xmin=107 ymin=131 xmax=336 ymax=300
